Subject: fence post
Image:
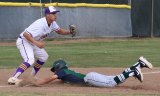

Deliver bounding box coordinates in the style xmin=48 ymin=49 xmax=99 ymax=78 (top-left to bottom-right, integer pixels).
xmin=151 ymin=0 xmax=154 ymax=38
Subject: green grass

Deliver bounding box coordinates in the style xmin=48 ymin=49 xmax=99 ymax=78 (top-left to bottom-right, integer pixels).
xmin=1 ymin=38 xmax=160 ymax=68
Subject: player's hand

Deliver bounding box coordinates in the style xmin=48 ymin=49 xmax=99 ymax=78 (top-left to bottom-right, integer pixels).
xmin=34 ymin=41 xmax=45 ymax=48
xmin=23 ymin=32 xmax=45 ymax=48
xmin=69 ymin=24 xmax=76 ymax=37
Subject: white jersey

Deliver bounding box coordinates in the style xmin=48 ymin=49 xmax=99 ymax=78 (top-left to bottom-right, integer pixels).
xmin=20 ymin=17 xmax=60 ymax=41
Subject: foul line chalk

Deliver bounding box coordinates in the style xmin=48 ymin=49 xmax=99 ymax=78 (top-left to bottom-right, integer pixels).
xmin=0 ymin=85 xmax=15 ymax=88
xmin=143 ymin=71 xmax=160 ymax=75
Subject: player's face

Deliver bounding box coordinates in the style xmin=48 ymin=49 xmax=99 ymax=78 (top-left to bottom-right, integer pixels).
xmin=49 ymin=13 xmax=57 ymax=21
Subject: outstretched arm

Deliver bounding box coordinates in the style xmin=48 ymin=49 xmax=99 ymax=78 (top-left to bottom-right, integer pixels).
xmin=55 ymin=25 xmax=76 ymax=37
xmin=55 ymin=28 xmax=71 ymax=35
xmin=36 ymin=74 xmax=58 ymax=85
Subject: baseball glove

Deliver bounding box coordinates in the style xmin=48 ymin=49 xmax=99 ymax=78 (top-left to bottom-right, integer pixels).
xmin=69 ymin=24 xmax=76 ymax=37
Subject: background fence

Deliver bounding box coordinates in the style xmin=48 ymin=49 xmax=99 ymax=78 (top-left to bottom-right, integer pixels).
xmin=0 ymin=2 xmax=131 ymax=40
xmin=131 ymin=0 xmax=160 ymax=37
xmin=0 ymin=0 xmax=129 ymax=4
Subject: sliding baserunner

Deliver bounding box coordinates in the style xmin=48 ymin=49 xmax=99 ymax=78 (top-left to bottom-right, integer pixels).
xmin=34 ymin=56 xmax=152 ymax=87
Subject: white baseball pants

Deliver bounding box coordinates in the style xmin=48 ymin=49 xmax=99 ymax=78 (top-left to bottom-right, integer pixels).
xmin=84 ymin=72 xmax=117 ymax=87
xmin=16 ymin=38 xmax=48 ymax=65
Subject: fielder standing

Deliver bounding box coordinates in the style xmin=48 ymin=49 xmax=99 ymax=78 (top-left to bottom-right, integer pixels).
xmin=8 ymin=6 xmax=75 ymax=85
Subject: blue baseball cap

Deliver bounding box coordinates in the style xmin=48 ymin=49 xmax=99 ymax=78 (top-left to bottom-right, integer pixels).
xmin=45 ymin=6 xmax=60 ymax=14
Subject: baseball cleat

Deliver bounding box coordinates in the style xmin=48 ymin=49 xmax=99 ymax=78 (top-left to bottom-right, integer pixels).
xmin=139 ymin=56 xmax=153 ymax=69
xmin=8 ymin=77 xmax=22 ymax=85
xmin=134 ymin=67 xmax=143 ymax=82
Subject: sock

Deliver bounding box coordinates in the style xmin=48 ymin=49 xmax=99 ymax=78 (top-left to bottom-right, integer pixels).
xmin=13 ymin=62 xmax=31 ymax=78
xmin=130 ymin=62 xmax=140 ymax=70
xmin=114 ymin=71 xmax=134 ymax=85
xmin=122 ymin=68 xmax=132 ymax=74
xmin=122 ymin=62 xmax=140 ymax=74
xmin=31 ymin=60 xmax=44 ymax=76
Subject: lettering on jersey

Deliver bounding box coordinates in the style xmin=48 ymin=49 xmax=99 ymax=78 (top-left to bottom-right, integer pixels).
xmin=40 ymin=33 xmax=50 ymax=40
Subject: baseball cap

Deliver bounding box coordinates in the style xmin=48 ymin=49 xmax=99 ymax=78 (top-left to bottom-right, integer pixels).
xmin=45 ymin=6 xmax=60 ymax=14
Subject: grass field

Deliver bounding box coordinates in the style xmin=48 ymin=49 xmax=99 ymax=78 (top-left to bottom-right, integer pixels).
xmin=0 ymin=38 xmax=160 ymax=68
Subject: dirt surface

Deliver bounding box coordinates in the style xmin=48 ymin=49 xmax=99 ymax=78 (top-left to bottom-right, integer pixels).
xmin=0 ymin=68 xmax=160 ymax=95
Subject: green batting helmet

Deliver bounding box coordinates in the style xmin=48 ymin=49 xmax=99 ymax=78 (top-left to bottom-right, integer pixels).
xmin=51 ymin=59 xmax=68 ymax=72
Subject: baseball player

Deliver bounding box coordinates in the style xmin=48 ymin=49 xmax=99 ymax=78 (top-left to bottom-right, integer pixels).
xmin=35 ymin=56 xmax=153 ymax=87
xmin=8 ymin=6 xmax=76 ymax=85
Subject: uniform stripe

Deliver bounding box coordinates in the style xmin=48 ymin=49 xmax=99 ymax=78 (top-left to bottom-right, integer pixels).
xmin=126 ymin=68 xmax=131 ymax=72
xmin=117 ymin=74 xmax=125 ymax=82
xmin=36 ymin=60 xmax=44 ymax=65
xmin=21 ymin=39 xmax=29 ymax=63
xmin=120 ymin=74 xmax=125 ymax=81
xmin=117 ymin=75 xmax=122 ymax=81
xmin=34 ymin=64 xmax=42 ymax=68
xmin=127 ymin=68 xmax=131 ymax=72
xmin=133 ymin=62 xmax=139 ymax=66
xmin=124 ymin=68 xmax=131 ymax=73
xmin=19 ymin=64 xmax=28 ymax=70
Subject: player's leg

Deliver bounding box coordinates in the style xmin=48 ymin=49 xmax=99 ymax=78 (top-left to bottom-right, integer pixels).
xmin=31 ymin=47 xmax=48 ymax=77
xmin=84 ymin=72 xmax=117 ymax=87
xmin=84 ymin=68 xmax=143 ymax=87
xmin=131 ymin=56 xmax=153 ymax=69
xmin=114 ymin=67 xmax=143 ymax=85
xmin=123 ymin=56 xmax=153 ymax=74
xmin=8 ymin=39 xmax=35 ymax=85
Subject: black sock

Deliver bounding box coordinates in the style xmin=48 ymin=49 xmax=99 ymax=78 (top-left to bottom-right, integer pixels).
xmin=114 ymin=71 xmax=133 ymax=84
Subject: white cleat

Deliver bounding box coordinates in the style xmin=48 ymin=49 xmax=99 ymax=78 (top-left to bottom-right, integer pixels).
xmin=139 ymin=56 xmax=153 ymax=69
xmin=8 ymin=77 xmax=22 ymax=85
xmin=134 ymin=67 xmax=143 ymax=82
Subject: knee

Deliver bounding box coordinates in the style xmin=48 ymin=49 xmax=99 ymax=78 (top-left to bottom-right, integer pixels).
xmin=85 ymin=72 xmax=95 ymax=79
xmin=38 ymin=53 xmax=49 ymax=62
xmin=84 ymin=72 xmax=95 ymax=83
xmin=86 ymin=72 xmax=95 ymax=76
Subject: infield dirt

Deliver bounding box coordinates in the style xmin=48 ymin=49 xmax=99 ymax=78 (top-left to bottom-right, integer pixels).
xmin=0 ymin=68 xmax=160 ymax=95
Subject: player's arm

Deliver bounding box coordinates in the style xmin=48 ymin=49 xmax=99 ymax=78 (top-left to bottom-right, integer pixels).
xmin=36 ymin=74 xmax=58 ymax=85
xmin=23 ymin=32 xmax=45 ymax=48
xmin=55 ymin=28 xmax=71 ymax=35
xmin=55 ymin=25 xmax=76 ymax=37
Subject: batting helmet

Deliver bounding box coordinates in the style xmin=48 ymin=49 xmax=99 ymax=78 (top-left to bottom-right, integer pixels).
xmin=51 ymin=59 xmax=68 ymax=72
